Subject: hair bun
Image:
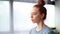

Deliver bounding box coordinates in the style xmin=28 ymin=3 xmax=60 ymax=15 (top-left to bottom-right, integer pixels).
xmin=37 ymin=0 xmax=45 ymax=6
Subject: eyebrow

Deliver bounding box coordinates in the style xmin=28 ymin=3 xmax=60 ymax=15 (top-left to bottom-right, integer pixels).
xmin=31 ymin=12 xmax=37 ymax=15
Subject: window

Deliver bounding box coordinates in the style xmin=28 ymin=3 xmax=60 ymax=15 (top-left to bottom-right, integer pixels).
xmin=0 ymin=1 xmax=10 ymax=32
xmin=44 ymin=4 xmax=55 ymax=28
xmin=13 ymin=2 xmax=36 ymax=32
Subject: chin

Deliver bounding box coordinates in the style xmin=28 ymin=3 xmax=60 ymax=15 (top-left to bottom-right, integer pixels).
xmin=31 ymin=20 xmax=37 ymax=23
xmin=32 ymin=21 xmax=36 ymax=23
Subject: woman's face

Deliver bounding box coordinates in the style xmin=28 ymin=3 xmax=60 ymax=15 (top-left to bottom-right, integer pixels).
xmin=31 ymin=7 xmax=42 ymax=23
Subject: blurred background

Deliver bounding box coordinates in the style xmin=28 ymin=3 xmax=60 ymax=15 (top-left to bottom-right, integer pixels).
xmin=0 ymin=0 xmax=60 ymax=34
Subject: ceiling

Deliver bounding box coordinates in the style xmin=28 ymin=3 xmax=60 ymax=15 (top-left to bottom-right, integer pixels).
xmin=0 ymin=0 xmax=55 ymax=5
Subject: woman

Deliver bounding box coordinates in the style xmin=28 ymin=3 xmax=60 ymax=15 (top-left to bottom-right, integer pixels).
xmin=30 ymin=4 xmax=54 ymax=34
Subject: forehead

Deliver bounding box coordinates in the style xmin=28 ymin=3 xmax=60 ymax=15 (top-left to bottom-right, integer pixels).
xmin=31 ymin=7 xmax=39 ymax=13
xmin=32 ymin=7 xmax=39 ymax=11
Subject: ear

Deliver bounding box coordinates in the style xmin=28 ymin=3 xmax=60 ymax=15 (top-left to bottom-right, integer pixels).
xmin=41 ymin=13 xmax=44 ymax=20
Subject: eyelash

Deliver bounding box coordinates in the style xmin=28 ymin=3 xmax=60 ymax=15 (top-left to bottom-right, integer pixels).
xmin=33 ymin=13 xmax=37 ymax=15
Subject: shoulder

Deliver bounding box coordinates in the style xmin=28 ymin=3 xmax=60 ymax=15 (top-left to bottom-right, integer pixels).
xmin=47 ymin=31 xmax=54 ymax=34
xmin=44 ymin=25 xmax=54 ymax=34
xmin=30 ymin=27 xmax=35 ymax=32
xmin=29 ymin=27 xmax=36 ymax=34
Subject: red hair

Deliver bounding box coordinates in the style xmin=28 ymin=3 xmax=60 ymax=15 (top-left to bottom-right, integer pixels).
xmin=33 ymin=4 xmax=47 ymax=20
xmin=37 ymin=0 xmax=45 ymax=6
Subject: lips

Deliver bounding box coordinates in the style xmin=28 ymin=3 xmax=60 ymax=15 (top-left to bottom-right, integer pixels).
xmin=31 ymin=19 xmax=33 ymax=21
xmin=31 ymin=19 xmax=34 ymax=21
xmin=31 ymin=18 xmax=35 ymax=22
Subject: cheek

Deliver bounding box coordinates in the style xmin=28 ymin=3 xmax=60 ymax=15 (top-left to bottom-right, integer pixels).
xmin=34 ymin=15 xmax=40 ymax=20
xmin=33 ymin=15 xmax=41 ymax=23
xmin=32 ymin=15 xmax=36 ymax=19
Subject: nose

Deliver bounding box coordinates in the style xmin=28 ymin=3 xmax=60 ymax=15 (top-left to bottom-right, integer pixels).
xmin=31 ymin=15 xmax=33 ymax=18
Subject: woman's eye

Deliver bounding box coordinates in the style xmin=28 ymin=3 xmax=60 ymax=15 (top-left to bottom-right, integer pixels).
xmin=31 ymin=12 xmax=37 ymax=15
xmin=33 ymin=13 xmax=37 ymax=15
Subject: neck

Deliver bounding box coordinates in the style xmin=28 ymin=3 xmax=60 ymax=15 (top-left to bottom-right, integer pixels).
xmin=36 ymin=20 xmax=45 ymax=31
xmin=37 ymin=20 xmax=44 ymax=28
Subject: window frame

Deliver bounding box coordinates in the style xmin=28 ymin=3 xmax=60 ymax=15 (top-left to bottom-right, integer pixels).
xmin=0 ymin=0 xmax=14 ymax=34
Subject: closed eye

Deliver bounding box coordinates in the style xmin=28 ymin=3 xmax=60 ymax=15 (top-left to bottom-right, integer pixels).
xmin=32 ymin=12 xmax=37 ymax=15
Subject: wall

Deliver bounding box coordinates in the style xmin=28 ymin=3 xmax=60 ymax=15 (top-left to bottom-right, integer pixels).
xmin=55 ymin=0 xmax=60 ymax=33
